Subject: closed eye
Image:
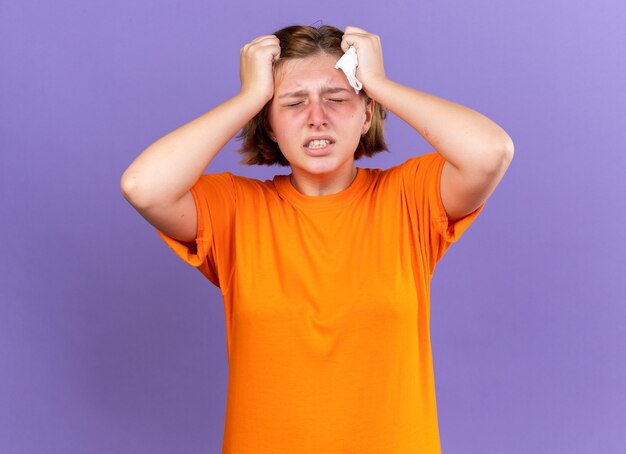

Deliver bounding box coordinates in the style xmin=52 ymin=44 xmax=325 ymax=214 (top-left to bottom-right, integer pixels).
xmin=285 ymin=101 xmax=304 ymax=107
xmin=329 ymin=98 xmax=347 ymax=103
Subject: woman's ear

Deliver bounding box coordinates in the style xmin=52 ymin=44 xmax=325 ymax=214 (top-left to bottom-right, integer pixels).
xmin=362 ymin=99 xmax=375 ymax=135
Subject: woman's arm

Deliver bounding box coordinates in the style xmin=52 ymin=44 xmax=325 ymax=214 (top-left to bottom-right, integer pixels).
xmin=120 ymin=35 xmax=280 ymax=209
xmin=342 ymin=26 xmax=514 ymax=222
xmin=120 ymin=92 xmax=264 ymax=208
xmin=119 ymin=35 xmax=280 ymax=242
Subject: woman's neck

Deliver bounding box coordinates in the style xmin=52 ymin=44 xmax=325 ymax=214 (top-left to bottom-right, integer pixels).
xmin=289 ymin=165 xmax=358 ymax=196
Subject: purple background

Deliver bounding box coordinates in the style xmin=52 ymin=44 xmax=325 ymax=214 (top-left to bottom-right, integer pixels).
xmin=1 ymin=0 xmax=625 ymax=452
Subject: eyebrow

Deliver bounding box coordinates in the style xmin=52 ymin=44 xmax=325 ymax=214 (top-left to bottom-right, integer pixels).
xmin=277 ymin=87 xmax=351 ymax=99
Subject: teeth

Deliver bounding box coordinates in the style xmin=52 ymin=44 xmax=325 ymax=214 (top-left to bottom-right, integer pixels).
xmin=306 ymin=139 xmax=330 ymax=149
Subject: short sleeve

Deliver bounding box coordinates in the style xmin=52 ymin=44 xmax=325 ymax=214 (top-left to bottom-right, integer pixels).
xmin=400 ymin=152 xmax=485 ymax=274
xmin=155 ymin=172 xmax=236 ymax=288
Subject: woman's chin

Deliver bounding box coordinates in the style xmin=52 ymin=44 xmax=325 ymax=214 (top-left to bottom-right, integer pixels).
xmin=295 ymin=158 xmax=341 ymax=176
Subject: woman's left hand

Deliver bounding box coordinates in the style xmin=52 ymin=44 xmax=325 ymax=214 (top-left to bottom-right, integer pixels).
xmin=341 ymin=26 xmax=388 ymax=95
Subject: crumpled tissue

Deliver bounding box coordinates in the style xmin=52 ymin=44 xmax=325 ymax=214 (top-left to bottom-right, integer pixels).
xmin=334 ymin=46 xmax=363 ymax=94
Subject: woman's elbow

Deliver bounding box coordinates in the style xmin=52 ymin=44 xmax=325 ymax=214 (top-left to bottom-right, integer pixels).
xmin=120 ymin=171 xmax=151 ymax=208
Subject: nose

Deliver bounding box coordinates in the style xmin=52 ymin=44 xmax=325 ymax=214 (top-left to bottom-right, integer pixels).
xmin=307 ymin=100 xmax=328 ymax=127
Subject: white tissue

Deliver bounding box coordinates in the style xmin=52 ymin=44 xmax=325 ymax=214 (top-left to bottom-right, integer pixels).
xmin=334 ymin=46 xmax=362 ymax=94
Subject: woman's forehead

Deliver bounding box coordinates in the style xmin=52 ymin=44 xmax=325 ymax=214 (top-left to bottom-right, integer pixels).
xmin=274 ymin=53 xmax=351 ymax=92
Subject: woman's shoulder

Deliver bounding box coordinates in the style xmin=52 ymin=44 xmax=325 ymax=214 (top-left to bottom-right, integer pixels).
xmin=188 ymin=172 xmax=282 ymax=208
xmin=359 ymin=152 xmax=438 ymax=177
xmin=384 ymin=152 xmax=441 ymax=172
xmin=375 ymin=152 xmax=444 ymax=182
xmin=198 ymin=171 xmax=281 ymax=189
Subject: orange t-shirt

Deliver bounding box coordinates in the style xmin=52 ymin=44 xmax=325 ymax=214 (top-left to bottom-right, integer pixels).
xmin=156 ymin=152 xmax=484 ymax=453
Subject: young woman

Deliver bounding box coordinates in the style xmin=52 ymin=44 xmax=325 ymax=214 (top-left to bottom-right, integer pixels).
xmin=121 ymin=24 xmax=513 ymax=453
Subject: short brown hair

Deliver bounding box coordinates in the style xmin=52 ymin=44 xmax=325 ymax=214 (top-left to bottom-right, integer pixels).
xmin=236 ymin=25 xmax=388 ymax=166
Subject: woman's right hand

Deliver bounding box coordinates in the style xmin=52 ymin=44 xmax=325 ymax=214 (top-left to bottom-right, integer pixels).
xmin=239 ymin=35 xmax=281 ymax=104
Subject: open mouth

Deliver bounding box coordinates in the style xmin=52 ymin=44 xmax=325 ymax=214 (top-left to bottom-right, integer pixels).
xmin=305 ymin=139 xmax=332 ymax=149
xmin=303 ymin=137 xmax=336 ymax=153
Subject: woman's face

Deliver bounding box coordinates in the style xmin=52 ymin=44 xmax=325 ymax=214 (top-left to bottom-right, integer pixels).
xmin=267 ymin=52 xmax=374 ymax=181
